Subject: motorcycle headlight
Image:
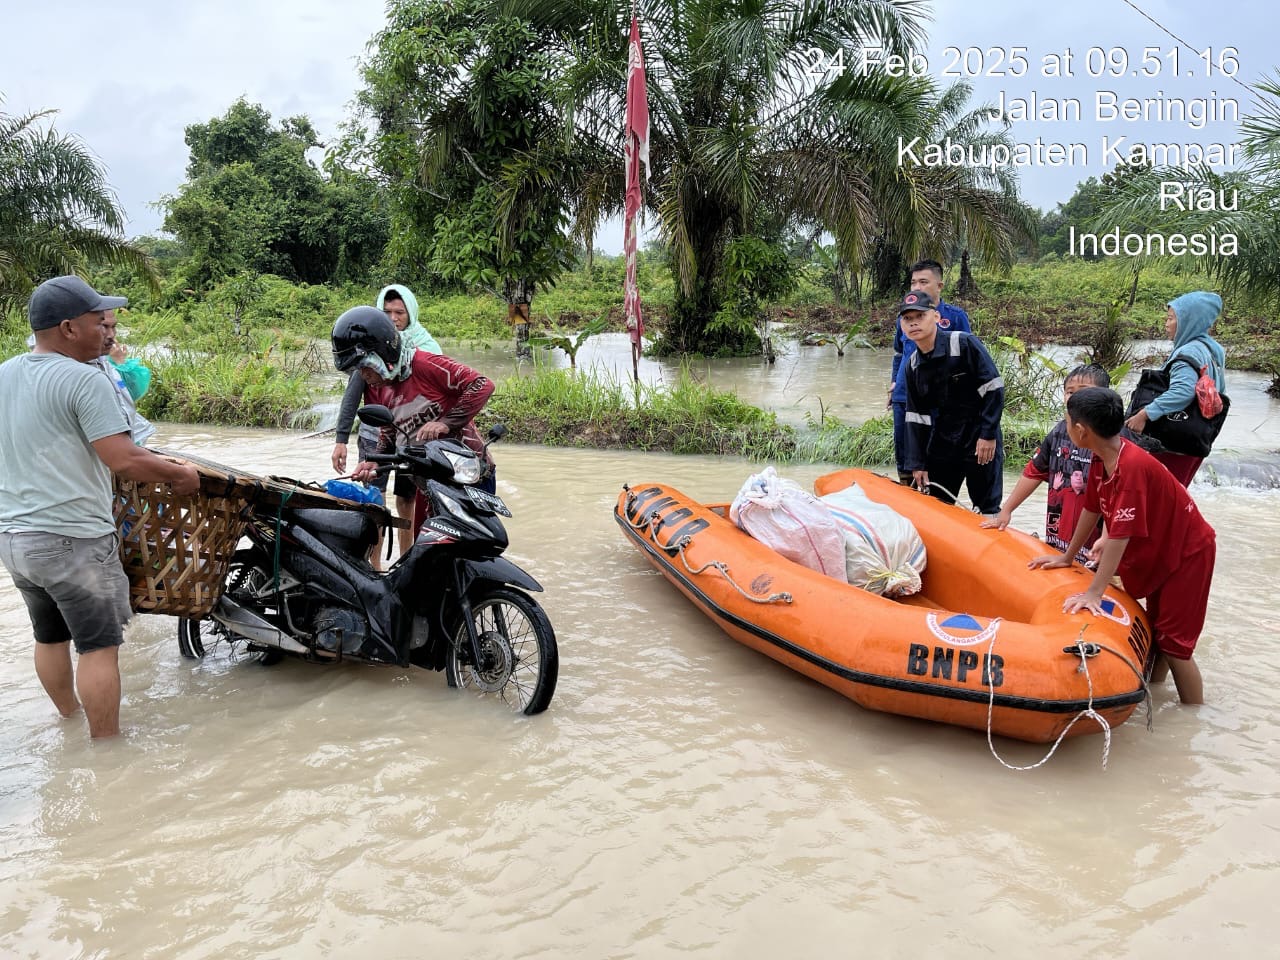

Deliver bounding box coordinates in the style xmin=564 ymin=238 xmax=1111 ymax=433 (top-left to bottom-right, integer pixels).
xmin=444 ymin=451 xmax=483 ymax=485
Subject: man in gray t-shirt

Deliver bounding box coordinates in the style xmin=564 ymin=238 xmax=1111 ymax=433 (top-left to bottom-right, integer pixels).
xmin=0 ymin=276 xmax=199 ymax=739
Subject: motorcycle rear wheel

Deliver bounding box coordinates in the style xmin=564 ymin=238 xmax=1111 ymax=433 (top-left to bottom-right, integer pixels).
xmin=446 ymin=586 xmax=558 ymax=715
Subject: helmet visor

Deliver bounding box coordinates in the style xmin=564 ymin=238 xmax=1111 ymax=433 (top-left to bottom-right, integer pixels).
xmin=332 ymin=342 xmax=367 ymax=372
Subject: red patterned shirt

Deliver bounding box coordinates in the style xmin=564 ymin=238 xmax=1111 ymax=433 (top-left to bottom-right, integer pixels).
xmin=369 ymin=351 xmax=494 ymax=465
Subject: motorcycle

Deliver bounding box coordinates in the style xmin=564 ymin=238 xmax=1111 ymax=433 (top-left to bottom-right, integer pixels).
xmin=176 ymin=405 xmax=558 ymax=715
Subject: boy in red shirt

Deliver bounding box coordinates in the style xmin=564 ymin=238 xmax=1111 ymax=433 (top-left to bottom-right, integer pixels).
xmin=1029 ymin=387 xmax=1216 ymax=704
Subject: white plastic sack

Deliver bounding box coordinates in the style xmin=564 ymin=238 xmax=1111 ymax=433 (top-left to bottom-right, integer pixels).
xmin=820 ymin=485 xmax=927 ymax=597
xmin=729 ymin=467 xmax=848 ymax=582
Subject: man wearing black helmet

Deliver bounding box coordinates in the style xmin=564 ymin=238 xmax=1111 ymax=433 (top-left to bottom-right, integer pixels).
xmin=331 ymin=306 xmax=495 ymax=536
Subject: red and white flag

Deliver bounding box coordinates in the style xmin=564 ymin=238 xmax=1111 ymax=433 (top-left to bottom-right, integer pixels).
xmin=623 ymin=14 xmax=649 ymax=373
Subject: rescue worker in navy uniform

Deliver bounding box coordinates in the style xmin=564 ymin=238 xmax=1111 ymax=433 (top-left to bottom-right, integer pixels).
xmin=898 ymin=290 xmax=1005 ymax=515
xmin=888 ymin=259 xmax=971 ymax=485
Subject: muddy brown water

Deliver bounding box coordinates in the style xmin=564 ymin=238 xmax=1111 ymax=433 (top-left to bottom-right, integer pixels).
xmin=3 ymin=341 xmax=1279 ymax=957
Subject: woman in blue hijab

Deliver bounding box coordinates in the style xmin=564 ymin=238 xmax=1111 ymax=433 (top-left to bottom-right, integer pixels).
xmin=1125 ymin=291 xmax=1227 ymax=486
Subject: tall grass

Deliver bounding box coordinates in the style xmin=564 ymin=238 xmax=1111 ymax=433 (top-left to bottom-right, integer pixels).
xmin=140 ymin=351 xmax=312 ymax=428
xmin=481 ymin=365 xmax=798 ymax=460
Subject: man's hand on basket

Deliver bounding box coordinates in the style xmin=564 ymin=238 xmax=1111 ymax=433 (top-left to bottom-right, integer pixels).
xmin=171 ymin=464 xmax=201 ymax=496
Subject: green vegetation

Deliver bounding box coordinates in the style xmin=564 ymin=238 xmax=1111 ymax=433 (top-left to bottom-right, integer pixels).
xmin=346 ymin=0 xmax=585 ymax=341
xmin=483 ymin=366 xmax=798 ymax=460
xmin=482 ymin=365 xmax=1051 ymax=469
xmin=163 ymin=100 xmax=388 ymax=290
xmin=508 ymin=0 xmax=1032 ymax=352
xmin=139 ymin=350 xmax=314 ymax=429
xmin=0 ymin=102 xmax=156 ymax=314
xmin=6 ymin=9 xmax=1280 ymax=448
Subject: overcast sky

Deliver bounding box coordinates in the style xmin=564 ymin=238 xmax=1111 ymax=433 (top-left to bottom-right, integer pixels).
xmin=2 ymin=0 xmax=1271 ymax=255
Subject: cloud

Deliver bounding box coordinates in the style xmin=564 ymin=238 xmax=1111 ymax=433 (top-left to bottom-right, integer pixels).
xmin=1 ymin=0 xmax=1271 ymax=245
xmin=3 ymin=0 xmax=386 ymax=236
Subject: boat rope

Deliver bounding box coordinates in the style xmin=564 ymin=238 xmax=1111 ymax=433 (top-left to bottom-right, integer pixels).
xmin=984 ymin=624 xmax=1117 ymax=771
xmin=623 ymin=491 xmax=791 ymax=605
xmin=919 ymin=480 xmax=982 ymax=514
xmin=1087 ymin=640 xmax=1155 ymax=733
xmin=669 ymin=535 xmax=793 ymax=604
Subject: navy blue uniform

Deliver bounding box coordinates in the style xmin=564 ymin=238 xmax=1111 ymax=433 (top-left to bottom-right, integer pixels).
xmin=890 ymin=300 xmax=970 ymax=476
xmin=903 ymin=330 xmax=1005 ymax=513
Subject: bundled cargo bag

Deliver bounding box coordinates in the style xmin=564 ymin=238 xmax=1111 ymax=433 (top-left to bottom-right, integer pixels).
xmin=820 ymin=484 xmax=927 ymax=597
xmin=729 ymin=467 xmax=848 ymax=582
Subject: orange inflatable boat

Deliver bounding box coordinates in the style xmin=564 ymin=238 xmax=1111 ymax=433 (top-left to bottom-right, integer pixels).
xmin=615 ymin=468 xmax=1154 ymax=744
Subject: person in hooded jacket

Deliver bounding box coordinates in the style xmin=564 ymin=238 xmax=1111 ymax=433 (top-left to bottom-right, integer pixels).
xmin=1124 ymin=291 xmax=1228 ymax=487
xmin=377 ymin=284 xmax=442 ymax=354
xmin=332 ymin=285 xmax=444 ymax=558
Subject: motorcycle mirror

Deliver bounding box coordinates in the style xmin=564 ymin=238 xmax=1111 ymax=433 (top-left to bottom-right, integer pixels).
xmin=357 ymin=404 xmax=394 ymax=427
xmin=487 ymin=423 xmax=507 ymax=442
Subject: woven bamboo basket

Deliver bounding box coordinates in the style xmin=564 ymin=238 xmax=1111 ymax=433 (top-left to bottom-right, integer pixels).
xmin=112 ymin=450 xmax=396 ymax=618
xmin=113 ymin=469 xmax=253 ymax=617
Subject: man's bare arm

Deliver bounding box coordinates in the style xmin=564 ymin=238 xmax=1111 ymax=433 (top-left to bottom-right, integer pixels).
xmin=92 ymin=434 xmax=201 ymax=495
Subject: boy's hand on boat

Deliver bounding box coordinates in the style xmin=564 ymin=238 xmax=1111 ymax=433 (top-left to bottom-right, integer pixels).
xmin=1062 ymin=591 xmax=1106 ymax=615
xmin=981 ymin=509 xmax=1012 ymax=531
xmin=1028 ymin=553 xmax=1071 ymax=570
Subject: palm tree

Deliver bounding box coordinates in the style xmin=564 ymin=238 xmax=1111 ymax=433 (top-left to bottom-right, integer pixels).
xmin=505 ymin=0 xmax=1032 ymax=351
xmin=1091 ymin=75 xmax=1280 ymax=305
xmin=864 ymin=78 xmax=1038 ymax=297
xmin=0 ymin=101 xmax=156 ymax=318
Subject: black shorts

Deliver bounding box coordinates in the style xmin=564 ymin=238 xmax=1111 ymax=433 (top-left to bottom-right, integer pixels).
xmin=0 ymin=531 xmax=132 ymax=653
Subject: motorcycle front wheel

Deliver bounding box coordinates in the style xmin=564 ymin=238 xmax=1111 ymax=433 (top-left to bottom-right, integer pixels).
xmin=177 ymin=618 xmax=206 ymax=659
xmin=446 ymin=586 xmax=558 ymax=715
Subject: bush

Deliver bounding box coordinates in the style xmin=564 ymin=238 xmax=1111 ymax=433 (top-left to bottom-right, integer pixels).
xmin=140 ymin=349 xmax=312 ymax=428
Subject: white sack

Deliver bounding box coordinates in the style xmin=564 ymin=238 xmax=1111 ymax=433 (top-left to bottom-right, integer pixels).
xmin=729 ymin=467 xmax=848 ymax=582
xmin=820 ymin=485 xmax=927 ymax=597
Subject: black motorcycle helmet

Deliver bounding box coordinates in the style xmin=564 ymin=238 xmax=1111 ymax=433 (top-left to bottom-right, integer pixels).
xmin=331 ymin=305 xmax=401 ymax=373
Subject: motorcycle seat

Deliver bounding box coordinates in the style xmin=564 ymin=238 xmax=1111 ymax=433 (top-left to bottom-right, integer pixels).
xmin=289 ymin=508 xmax=380 ymax=554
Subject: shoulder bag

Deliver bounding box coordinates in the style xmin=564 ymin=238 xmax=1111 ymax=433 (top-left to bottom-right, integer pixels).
xmin=1125 ymin=356 xmax=1230 ymax=458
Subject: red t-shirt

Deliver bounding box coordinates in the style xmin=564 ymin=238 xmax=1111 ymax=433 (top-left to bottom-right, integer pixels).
xmin=1085 ymin=439 xmax=1215 ymax=598
xmin=368 ymin=351 xmax=494 ymax=463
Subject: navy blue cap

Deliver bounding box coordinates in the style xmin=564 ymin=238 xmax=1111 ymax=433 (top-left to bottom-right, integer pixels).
xmin=28 ymin=276 xmax=128 ymax=331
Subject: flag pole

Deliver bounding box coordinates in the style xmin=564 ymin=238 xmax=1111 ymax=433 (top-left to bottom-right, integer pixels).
xmin=623 ymin=10 xmax=649 ymax=383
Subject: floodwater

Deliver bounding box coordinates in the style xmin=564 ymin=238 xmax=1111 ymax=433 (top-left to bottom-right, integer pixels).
xmin=2 ymin=342 xmax=1279 ymax=957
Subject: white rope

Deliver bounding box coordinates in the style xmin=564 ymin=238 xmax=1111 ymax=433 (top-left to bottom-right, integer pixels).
xmin=669 ymin=535 xmax=792 ymax=604
xmin=915 ymin=479 xmax=982 ymax=514
xmin=985 ymin=625 xmax=1113 ymax=771
xmin=624 ymin=491 xmax=791 ymax=605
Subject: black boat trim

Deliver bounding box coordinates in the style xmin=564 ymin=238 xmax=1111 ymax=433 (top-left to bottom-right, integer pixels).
xmin=616 ymin=508 xmax=1146 ymax=715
